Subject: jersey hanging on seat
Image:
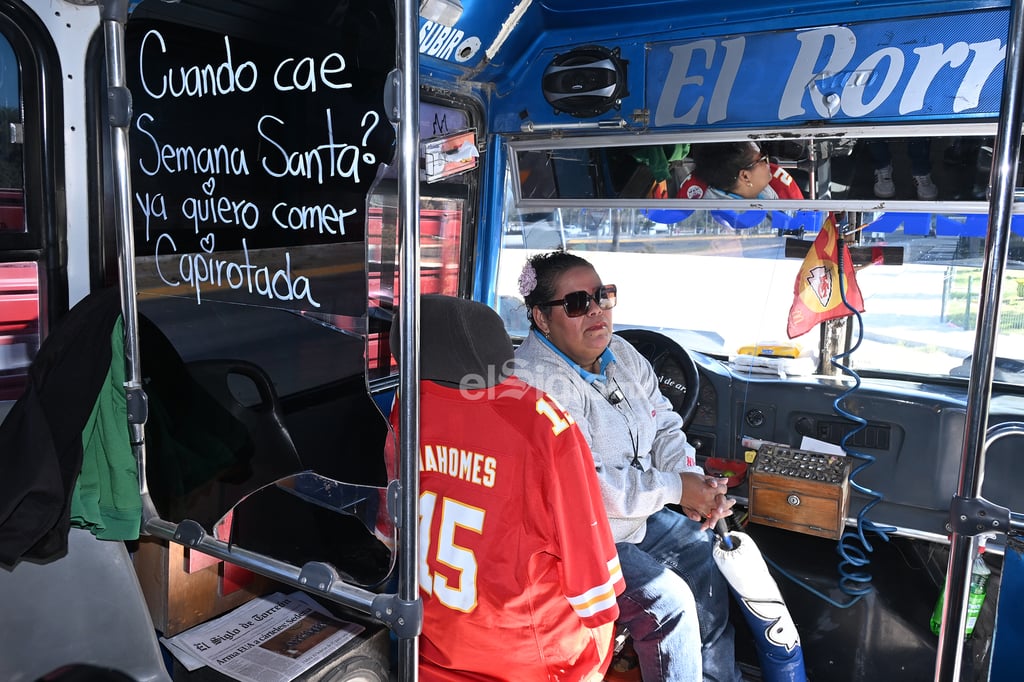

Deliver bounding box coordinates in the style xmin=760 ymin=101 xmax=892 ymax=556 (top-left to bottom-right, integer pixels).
xmin=386 ymin=294 xmax=624 ymax=681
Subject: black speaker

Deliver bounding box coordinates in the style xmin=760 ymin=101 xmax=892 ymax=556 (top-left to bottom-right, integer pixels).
xmin=541 ymin=45 xmax=628 ymax=118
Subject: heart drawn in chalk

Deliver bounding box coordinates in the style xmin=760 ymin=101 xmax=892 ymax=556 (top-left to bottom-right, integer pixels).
xmin=200 ymin=233 xmax=215 ymax=253
xmin=202 ymin=177 xmax=215 ymax=195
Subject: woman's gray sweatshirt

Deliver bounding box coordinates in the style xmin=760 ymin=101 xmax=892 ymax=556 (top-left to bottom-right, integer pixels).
xmin=514 ymin=332 xmax=703 ymax=544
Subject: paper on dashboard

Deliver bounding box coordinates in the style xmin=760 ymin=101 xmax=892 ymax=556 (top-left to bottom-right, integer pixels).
xmin=798 ymin=435 xmax=847 ymax=456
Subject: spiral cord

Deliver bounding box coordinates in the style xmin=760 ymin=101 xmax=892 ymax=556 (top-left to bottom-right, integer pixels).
xmin=829 ymin=229 xmax=897 ymax=601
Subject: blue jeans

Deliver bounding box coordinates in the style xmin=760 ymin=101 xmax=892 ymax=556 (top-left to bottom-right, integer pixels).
xmin=868 ymin=139 xmax=933 ymax=176
xmin=616 ymin=508 xmax=741 ymax=682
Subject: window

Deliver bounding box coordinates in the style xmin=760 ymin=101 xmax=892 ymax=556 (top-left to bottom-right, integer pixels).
xmin=0 ymin=35 xmax=23 ymax=234
xmin=0 ymin=30 xmax=33 ymax=401
xmin=366 ymin=196 xmax=467 ymax=380
xmin=365 ymin=101 xmax=475 ymax=381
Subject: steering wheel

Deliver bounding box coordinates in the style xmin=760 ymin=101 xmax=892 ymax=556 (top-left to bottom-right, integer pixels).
xmin=617 ymin=329 xmax=701 ymax=430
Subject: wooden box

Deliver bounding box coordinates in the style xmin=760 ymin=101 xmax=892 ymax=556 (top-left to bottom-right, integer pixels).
xmin=747 ymin=445 xmax=852 ymax=540
xmin=132 ymin=535 xmax=280 ymax=636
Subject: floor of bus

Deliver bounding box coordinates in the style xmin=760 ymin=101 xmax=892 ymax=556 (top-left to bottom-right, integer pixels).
xmin=728 ymin=520 xmax=996 ymax=682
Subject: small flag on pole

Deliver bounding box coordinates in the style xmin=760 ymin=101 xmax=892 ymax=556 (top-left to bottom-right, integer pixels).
xmin=786 ymin=213 xmax=865 ymax=339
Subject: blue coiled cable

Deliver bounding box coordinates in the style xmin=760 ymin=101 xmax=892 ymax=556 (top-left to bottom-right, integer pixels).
xmin=755 ymin=222 xmax=900 ymax=608
xmin=829 ymin=227 xmax=897 ymax=602
xmin=765 ymin=224 xmax=897 ymax=608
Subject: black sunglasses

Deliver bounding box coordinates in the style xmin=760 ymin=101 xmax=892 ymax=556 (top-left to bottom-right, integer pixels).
xmin=541 ymin=284 xmax=617 ymax=317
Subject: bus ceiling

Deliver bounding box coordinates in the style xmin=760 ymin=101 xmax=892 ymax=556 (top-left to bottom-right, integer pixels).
xmin=418 ymin=0 xmax=1009 ymax=136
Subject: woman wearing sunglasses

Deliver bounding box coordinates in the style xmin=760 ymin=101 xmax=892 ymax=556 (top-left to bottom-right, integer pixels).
xmin=686 ymin=140 xmax=801 ymax=201
xmin=514 ymin=250 xmax=741 ymax=682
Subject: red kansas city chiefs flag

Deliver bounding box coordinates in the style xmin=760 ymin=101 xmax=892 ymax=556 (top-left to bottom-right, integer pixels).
xmin=786 ymin=213 xmax=865 ymax=339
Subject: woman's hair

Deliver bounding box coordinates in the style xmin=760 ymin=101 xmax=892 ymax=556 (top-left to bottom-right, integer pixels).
xmin=691 ymin=141 xmax=758 ymax=191
xmin=522 ymin=250 xmax=594 ymax=330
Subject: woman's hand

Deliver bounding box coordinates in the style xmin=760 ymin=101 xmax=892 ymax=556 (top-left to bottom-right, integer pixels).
xmin=679 ymin=472 xmax=735 ymax=531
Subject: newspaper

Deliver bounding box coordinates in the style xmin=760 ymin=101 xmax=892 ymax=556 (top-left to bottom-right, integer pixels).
xmin=162 ymin=591 xmax=365 ymax=682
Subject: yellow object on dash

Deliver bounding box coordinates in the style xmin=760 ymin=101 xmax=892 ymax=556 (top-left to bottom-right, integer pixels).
xmin=736 ymin=343 xmax=803 ymax=359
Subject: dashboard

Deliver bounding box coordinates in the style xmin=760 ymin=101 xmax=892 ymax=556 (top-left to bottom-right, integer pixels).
xmin=683 ymin=348 xmax=1024 ymax=540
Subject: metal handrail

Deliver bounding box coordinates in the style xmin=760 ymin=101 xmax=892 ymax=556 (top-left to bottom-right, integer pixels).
xmin=934 ymin=0 xmax=1024 ymax=678
xmin=99 ymin=0 xmax=159 ymax=524
xmin=395 ymin=0 xmax=423 ymax=680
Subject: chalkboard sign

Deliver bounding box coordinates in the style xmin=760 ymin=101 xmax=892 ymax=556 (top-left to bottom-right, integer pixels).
xmin=126 ymin=12 xmax=395 ymax=316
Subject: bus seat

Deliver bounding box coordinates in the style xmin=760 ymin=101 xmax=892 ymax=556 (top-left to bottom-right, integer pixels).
xmin=418 ymin=294 xmax=514 ymax=387
xmin=0 ymin=527 xmax=170 ymax=682
xmin=412 ymin=296 xmax=629 ymax=677
xmin=185 ymin=357 xmax=301 ymax=484
xmin=139 ymin=315 xmax=302 ymax=531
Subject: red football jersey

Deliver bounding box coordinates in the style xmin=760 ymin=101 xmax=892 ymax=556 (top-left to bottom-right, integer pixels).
xmin=677 ymin=162 xmax=805 ymax=199
xmin=390 ymin=377 xmax=624 ymax=681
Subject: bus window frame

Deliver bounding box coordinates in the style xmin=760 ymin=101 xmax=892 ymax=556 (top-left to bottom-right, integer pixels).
xmin=0 ymin=7 xmax=69 ymax=401
xmin=366 ymin=92 xmax=484 ymax=383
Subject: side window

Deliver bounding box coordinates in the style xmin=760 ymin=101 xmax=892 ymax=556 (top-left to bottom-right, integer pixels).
xmin=0 ymin=30 xmax=33 ymax=401
xmin=365 ymin=100 xmax=475 ymax=381
xmin=0 ymin=35 xmax=23 ymax=232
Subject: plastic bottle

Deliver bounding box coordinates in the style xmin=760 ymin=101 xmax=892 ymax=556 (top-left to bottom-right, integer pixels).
xmin=965 ymin=546 xmax=991 ymax=636
xmin=930 ymin=545 xmax=991 ymax=638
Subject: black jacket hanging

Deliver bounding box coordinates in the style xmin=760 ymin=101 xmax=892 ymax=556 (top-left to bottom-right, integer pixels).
xmin=0 ymin=288 xmax=122 ymax=565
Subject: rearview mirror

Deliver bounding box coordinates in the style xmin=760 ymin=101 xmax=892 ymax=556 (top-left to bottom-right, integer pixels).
xmin=514 ymin=134 xmax=998 ymax=204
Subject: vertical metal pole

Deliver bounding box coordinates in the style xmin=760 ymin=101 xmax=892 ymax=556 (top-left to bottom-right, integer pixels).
xmin=99 ymin=0 xmax=153 ymax=516
xmin=396 ymin=0 xmax=421 ymax=680
xmin=935 ymin=1 xmax=1024 ymax=679
xmin=806 ymin=142 xmax=818 ymax=199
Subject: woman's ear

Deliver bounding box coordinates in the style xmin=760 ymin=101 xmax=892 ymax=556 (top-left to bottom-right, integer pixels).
xmin=531 ymin=305 xmax=551 ymax=335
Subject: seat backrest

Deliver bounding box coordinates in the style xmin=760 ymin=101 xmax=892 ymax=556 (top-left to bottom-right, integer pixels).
xmin=397 ymin=294 xmax=514 ymax=388
xmin=0 ymin=528 xmax=171 ymax=682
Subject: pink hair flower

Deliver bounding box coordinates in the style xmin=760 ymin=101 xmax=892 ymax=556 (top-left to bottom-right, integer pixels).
xmin=518 ymin=262 xmax=538 ymax=298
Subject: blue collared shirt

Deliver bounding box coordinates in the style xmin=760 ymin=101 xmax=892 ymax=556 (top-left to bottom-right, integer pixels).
xmin=533 ymin=330 xmax=617 ymax=383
